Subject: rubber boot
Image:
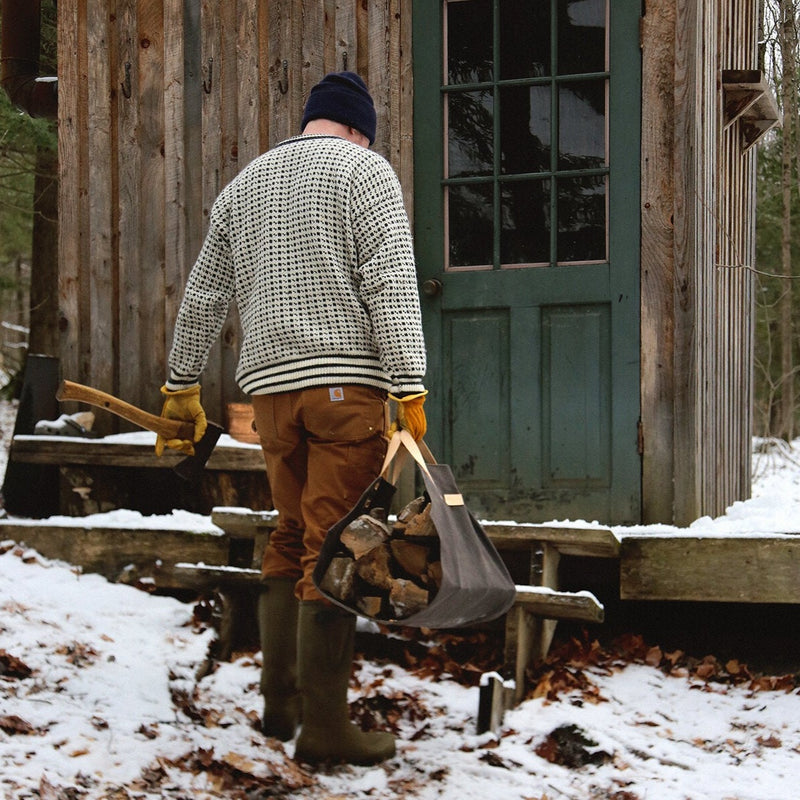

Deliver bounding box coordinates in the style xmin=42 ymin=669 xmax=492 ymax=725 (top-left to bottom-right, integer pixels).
xmin=294 ymin=601 xmax=396 ymax=765
xmin=258 ymin=578 xmax=300 ymax=740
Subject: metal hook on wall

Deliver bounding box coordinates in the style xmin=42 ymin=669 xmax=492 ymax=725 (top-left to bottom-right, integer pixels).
xmin=203 ymin=58 xmax=213 ymax=94
xmin=121 ymin=62 xmax=132 ymax=99
xmin=278 ymin=60 xmax=289 ymax=94
xmin=342 ymin=51 xmax=348 ymax=71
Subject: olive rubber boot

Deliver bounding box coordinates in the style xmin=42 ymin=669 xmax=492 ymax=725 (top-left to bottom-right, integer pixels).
xmin=294 ymin=601 xmax=396 ymax=765
xmin=258 ymin=578 xmax=300 ymax=740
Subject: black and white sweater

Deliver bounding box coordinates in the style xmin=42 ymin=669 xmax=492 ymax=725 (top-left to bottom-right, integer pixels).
xmin=167 ymin=135 xmax=426 ymax=396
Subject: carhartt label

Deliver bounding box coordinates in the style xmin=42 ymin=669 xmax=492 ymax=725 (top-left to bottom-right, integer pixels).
xmin=329 ymin=387 xmax=345 ymax=402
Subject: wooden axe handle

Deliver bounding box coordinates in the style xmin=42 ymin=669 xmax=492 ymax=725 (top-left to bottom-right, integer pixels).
xmin=56 ymin=380 xmax=195 ymax=440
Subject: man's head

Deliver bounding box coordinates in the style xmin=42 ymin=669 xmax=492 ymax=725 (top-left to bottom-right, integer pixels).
xmin=301 ymin=71 xmax=377 ymax=147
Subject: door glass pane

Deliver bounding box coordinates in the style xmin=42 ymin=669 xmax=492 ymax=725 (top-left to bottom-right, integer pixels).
xmin=557 ymin=0 xmax=606 ymax=75
xmin=500 ymin=85 xmax=551 ymax=175
xmin=499 ymin=0 xmax=550 ymax=79
xmin=557 ymin=175 xmax=606 ymax=262
xmin=558 ymin=80 xmax=605 ymax=170
xmin=443 ymin=0 xmax=609 ymax=269
xmin=447 ymin=0 xmax=493 ymax=84
xmin=501 ymin=180 xmax=550 ymax=265
xmin=447 ymin=90 xmax=494 ymax=178
xmin=448 ymin=183 xmax=493 ymax=267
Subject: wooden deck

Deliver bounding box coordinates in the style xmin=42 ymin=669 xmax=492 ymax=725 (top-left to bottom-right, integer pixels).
xmin=619 ymin=533 xmax=800 ymax=603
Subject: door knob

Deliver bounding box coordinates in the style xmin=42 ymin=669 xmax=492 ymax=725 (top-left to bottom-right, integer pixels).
xmin=422 ymin=279 xmax=443 ymax=297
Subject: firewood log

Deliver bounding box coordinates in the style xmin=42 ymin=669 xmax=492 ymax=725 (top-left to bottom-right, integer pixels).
xmin=398 ymin=496 xmax=426 ymax=522
xmin=389 ymin=578 xmax=429 ymax=618
xmin=390 ymin=539 xmax=431 ymax=581
xmin=427 ymin=560 xmax=443 ymax=589
xmin=357 ymin=595 xmax=383 ymax=617
xmin=355 ymin=543 xmax=393 ymax=589
xmin=318 ymin=556 xmax=356 ymax=602
xmin=403 ymin=504 xmax=437 ymax=538
xmin=340 ymin=514 xmax=391 ymax=559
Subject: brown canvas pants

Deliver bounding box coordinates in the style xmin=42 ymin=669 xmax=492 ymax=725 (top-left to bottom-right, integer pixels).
xmin=252 ymin=385 xmax=388 ymax=601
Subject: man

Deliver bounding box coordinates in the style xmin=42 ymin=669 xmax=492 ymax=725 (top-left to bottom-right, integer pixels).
xmin=156 ymin=71 xmax=427 ymax=765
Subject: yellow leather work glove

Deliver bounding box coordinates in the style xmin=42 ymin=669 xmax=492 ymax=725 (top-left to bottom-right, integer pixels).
xmin=388 ymin=391 xmax=428 ymax=441
xmin=154 ymin=385 xmax=208 ymax=457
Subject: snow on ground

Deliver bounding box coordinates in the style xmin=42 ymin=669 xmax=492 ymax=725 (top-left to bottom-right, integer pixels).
xmin=1 ymin=401 xmax=799 ymax=799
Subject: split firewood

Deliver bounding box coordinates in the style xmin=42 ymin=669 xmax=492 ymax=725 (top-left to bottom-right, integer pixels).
xmin=427 ymin=560 xmax=443 ymax=589
xmin=390 ymin=539 xmax=431 ymax=581
xmin=356 ymin=595 xmax=383 ymax=617
xmin=396 ymin=496 xmax=427 ymax=524
xmin=319 ymin=557 xmax=356 ymax=602
xmin=389 ymin=578 xmax=429 ymax=618
xmin=355 ymin=543 xmax=393 ymax=589
xmin=403 ymin=504 xmax=437 ymax=538
xmin=340 ymin=514 xmax=391 ymax=559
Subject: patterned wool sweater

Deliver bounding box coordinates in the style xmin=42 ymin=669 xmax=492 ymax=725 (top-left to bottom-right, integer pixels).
xmin=167 ymin=135 xmax=427 ymax=396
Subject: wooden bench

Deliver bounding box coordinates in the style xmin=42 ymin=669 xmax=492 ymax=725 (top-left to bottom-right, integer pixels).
xmin=199 ymin=508 xmax=616 ymax=709
xmin=7 ymin=434 xmax=270 ymax=516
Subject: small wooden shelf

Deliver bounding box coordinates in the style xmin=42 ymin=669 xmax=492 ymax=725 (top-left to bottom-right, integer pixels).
xmin=722 ymin=69 xmax=781 ymax=152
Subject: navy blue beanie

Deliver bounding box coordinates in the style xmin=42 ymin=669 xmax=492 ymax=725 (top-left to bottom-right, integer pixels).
xmin=301 ymin=71 xmax=377 ymax=146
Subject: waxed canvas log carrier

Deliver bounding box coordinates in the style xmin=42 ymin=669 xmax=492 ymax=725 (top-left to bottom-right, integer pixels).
xmin=313 ymin=430 xmax=516 ymax=628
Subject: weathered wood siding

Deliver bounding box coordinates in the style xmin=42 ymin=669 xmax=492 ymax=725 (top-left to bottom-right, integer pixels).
xmin=641 ymin=0 xmax=757 ymax=525
xmin=57 ymin=0 xmax=413 ymax=429
xmin=57 ymin=0 xmax=761 ymax=525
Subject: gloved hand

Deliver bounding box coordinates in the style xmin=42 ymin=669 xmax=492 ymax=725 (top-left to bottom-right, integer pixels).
xmin=388 ymin=391 xmax=428 ymax=441
xmin=154 ymin=385 xmax=207 ymax=456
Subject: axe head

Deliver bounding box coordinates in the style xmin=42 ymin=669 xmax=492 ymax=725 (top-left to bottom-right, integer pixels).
xmin=173 ymin=422 xmax=225 ymax=481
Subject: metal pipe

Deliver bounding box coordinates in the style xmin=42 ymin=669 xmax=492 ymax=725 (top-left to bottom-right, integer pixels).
xmin=0 ymin=0 xmax=57 ymax=119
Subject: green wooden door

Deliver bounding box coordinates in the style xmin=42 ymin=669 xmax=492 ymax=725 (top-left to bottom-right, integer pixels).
xmin=413 ymin=0 xmax=641 ymax=524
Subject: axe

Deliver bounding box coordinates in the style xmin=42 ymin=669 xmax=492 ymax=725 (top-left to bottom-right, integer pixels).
xmin=56 ymin=380 xmax=224 ymax=481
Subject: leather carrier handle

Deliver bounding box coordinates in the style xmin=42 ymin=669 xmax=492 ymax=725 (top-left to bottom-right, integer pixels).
xmin=56 ymin=379 xmax=195 ymax=441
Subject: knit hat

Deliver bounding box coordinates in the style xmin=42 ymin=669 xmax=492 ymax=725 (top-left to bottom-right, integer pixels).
xmin=301 ymin=71 xmax=377 ymax=146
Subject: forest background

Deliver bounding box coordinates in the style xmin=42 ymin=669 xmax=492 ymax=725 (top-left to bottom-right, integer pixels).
xmin=1 ymin=1 xmax=800 ymax=439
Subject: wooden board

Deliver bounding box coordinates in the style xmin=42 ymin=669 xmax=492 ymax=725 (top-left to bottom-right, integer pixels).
xmin=9 ymin=436 xmax=265 ymax=471
xmin=482 ymin=523 xmax=620 ymax=558
xmin=1 ymin=523 xmax=228 ymax=583
xmin=210 ymin=507 xmax=278 ymax=536
xmin=620 ymin=535 xmax=800 ymax=603
xmin=513 ymin=586 xmax=604 ymax=623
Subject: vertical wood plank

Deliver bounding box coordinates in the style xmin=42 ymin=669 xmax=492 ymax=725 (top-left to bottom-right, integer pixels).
xmin=301 ymin=0 xmax=325 ymax=99
xmin=671 ymin=0 xmax=702 ymax=525
xmin=116 ymin=0 xmax=143 ymax=409
xmin=183 ymin=0 xmax=204 ymax=277
xmin=57 ymin=0 xmax=82 ymax=384
xmin=640 ymin=0 xmax=676 ymax=523
xmin=268 ymin=0 xmax=293 ymax=144
xmin=199 ymin=0 xmax=224 ymax=412
xmin=237 ymin=0 xmax=261 ymax=168
xmin=87 ymin=1 xmax=115 ymax=395
xmin=218 ymin=1 xmax=242 ymax=407
xmin=163 ymin=0 xmax=186 ymax=362
xmin=367 ymin=1 xmax=391 ymax=156
xmin=398 ymin=0 xmax=414 ymax=216
xmin=137 ymin=0 xmax=167 ymax=406
xmin=258 ymin=0 xmax=271 ymax=150
xmin=335 ymin=0 xmax=357 ymax=74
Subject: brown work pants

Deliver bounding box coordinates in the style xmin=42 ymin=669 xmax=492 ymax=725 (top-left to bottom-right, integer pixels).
xmin=252 ymin=385 xmax=388 ymax=601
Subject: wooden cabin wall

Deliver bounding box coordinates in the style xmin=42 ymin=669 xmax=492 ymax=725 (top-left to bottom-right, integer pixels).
xmin=56 ymin=0 xmax=413 ymax=431
xmin=713 ymin=1 xmax=757 ymax=514
xmin=641 ymin=0 xmax=757 ymax=525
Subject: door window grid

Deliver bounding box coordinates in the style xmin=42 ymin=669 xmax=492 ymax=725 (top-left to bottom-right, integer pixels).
xmin=443 ymin=0 xmax=610 ymax=271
